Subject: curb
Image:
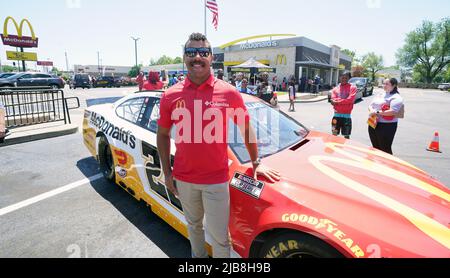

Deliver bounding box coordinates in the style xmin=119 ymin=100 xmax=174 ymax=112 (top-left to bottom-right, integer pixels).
xmin=0 ymin=124 xmax=79 ymax=147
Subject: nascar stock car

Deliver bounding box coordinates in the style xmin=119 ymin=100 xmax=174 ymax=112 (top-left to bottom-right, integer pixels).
xmin=82 ymin=90 xmax=450 ymax=258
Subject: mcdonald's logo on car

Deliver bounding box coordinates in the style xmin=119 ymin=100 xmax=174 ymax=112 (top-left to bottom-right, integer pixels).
xmin=275 ymin=54 xmax=287 ymax=65
xmin=176 ymin=99 xmax=186 ymax=109
xmin=1 ymin=16 xmax=38 ymax=48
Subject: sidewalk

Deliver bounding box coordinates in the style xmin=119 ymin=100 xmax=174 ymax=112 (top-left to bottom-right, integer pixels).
xmin=0 ymin=121 xmax=78 ymax=147
xmin=276 ymin=91 xmax=328 ymax=103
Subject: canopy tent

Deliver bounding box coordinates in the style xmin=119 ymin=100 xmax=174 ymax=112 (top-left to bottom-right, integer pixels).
xmin=230 ymin=57 xmax=276 ymax=73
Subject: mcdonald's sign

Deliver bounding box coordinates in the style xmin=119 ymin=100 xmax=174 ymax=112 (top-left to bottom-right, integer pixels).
xmin=1 ymin=17 xmax=38 ymax=48
xmin=275 ymin=54 xmax=287 ymax=65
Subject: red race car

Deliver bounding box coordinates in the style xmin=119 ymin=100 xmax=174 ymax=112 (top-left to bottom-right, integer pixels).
xmin=82 ymin=91 xmax=450 ymax=258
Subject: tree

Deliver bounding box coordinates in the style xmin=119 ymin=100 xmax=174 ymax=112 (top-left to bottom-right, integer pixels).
xmin=396 ymin=18 xmax=450 ymax=83
xmin=128 ymin=64 xmax=142 ymax=77
xmin=0 ymin=65 xmax=16 ymax=72
xmin=342 ymin=49 xmax=362 ymax=67
xmin=173 ymin=57 xmax=183 ymax=64
xmin=361 ymin=52 xmax=384 ymax=81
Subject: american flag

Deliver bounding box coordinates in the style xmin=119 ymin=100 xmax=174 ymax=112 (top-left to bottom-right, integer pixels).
xmin=206 ymin=0 xmax=219 ymax=30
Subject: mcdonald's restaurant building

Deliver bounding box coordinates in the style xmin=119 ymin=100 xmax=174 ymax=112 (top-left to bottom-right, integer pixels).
xmin=212 ymin=35 xmax=352 ymax=88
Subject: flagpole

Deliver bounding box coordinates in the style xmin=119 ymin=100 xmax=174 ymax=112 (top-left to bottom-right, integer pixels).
xmin=204 ymin=0 xmax=207 ymax=36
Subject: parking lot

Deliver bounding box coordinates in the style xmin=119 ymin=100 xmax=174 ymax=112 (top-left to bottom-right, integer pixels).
xmin=0 ymin=86 xmax=448 ymax=257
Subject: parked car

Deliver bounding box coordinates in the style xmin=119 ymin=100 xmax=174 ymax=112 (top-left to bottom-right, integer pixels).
xmin=349 ymin=77 xmax=374 ymax=97
xmin=327 ymin=83 xmax=363 ymax=103
xmin=70 ymin=73 xmax=92 ymax=89
xmin=0 ymin=72 xmax=65 ymax=89
xmin=438 ymin=83 xmax=450 ymax=91
xmin=0 ymin=72 xmax=17 ymax=79
xmin=94 ymin=76 xmax=121 ymax=88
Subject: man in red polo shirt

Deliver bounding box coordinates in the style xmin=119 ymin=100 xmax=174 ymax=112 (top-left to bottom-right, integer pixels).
xmin=157 ymin=33 xmax=280 ymax=258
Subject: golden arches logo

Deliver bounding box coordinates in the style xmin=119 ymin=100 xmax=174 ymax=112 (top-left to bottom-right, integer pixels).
xmin=275 ymin=55 xmax=287 ymax=65
xmin=309 ymin=143 xmax=450 ymax=250
xmin=1 ymin=16 xmax=38 ymax=48
xmin=176 ymin=99 xmax=186 ymax=109
xmin=3 ymin=17 xmax=36 ymax=39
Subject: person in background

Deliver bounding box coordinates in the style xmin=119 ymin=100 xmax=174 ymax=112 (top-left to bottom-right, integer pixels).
xmin=314 ymin=74 xmax=321 ymax=94
xmin=235 ymin=72 xmax=243 ymax=90
xmin=136 ymin=71 xmax=145 ymax=91
xmin=0 ymin=102 xmax=9 ymax=144
xmin=368 ymin=78 xmax=404 ymax=155
xmin=288 ymin=80 xmax=296 ymax=112
xmin=216 ymin=69 xmax=224 ymax=80
xmin=257 ymin=73 xmax=273 ymax=103
xmin=239 ymin=79 xmax=255 ymax=95
xmin=281 ymin=77 xmax=287 ymax=91
xmin=143 ymin=71 xmax=164 ymax=91
xmin=272 ymin=75 xmax=278 ymax=92
xmin=330 ymin=71 xmax=357 ymax=139
xmin=169 ymin=74 xmax=178 ymax=87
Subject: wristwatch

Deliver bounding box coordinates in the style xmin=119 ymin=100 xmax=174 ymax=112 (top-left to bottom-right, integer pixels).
xmin=252 ymin=158 xmax=261 ymax=167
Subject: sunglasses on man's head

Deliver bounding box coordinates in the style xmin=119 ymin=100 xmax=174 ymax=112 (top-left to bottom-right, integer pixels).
xmin=184 ymin=47 xmax=212 ymax=58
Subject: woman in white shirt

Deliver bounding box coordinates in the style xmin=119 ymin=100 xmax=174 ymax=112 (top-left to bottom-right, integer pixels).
xmin=368 ymin=78 xmax=404 ymax=155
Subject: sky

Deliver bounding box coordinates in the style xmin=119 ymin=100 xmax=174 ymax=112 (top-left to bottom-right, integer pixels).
xmin=1 ymin=0 xmax=449 ymax=70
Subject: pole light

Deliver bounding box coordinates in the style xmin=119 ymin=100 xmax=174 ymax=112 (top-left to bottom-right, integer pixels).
xmin=131 ymin=37 xmax=140 ymax=68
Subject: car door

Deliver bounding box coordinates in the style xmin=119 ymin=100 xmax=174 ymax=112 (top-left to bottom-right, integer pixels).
xmin=16 ymin=74 xmax=34 ymax=87
xmin=34 ymin=73 xmax=51 ymax=87
xmin=114 ymin=96 xmax=183 ymax=212
xmin=136 ymin=97 xmax=184 ymax=212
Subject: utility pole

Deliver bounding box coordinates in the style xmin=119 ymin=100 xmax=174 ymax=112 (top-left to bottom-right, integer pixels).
xmin=65 ymin=51 xmax=69 ymax=72
xmin=131 ymin=37 xmax=140 ymax=68
xmin=97 ymin=51 xmax=100 ymax=76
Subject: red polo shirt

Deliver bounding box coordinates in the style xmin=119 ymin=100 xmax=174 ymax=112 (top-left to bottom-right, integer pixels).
xmin=158 ymin=74 xmax=249 ymax=184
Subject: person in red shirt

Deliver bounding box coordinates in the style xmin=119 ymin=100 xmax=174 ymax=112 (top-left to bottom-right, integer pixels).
xmin=136 ymin=71 xmax=145 ymax=91
xmin=330 ymin=71 xmax=357 ymax=139
xmin=157 ymin=33 xmax=280 ymax=258
xmin=143 ymin=71 xmax=164 ymax=91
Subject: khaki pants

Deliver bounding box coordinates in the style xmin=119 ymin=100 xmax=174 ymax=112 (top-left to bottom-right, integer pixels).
xmin=175 ymin=179 xmax=231 ymax=258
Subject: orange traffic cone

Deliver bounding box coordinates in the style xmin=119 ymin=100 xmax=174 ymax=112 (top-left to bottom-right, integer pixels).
xmin=426 ymin=132 xmax=441 ymax=153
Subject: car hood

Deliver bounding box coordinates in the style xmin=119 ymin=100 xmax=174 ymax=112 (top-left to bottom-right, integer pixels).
xmin=261 ymin=131 xmax=450 ymax=256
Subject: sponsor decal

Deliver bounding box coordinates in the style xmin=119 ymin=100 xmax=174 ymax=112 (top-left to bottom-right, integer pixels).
xmin=281 ymin=213 xmax=365 ymax=258
xmin=310 ymin=142 xmax=450 ymax=250
xmin=116 ymin=166 xmax=127 ymax=178
xmin=113 ymin=149 xmax=128 ymax=165
xmin=176 ymin=99 xmax=186 ymax=109
xmin=205 ymin=101 xmax=229 ymax=108
xmin=230 ymin=172 xmax=265 ymax=199
xmin=89 ymin=111 xmax=136 ymax=149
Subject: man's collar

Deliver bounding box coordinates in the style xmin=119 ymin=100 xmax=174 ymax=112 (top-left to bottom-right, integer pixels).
xmin=185 ymin=74 xmax=215 ymax=89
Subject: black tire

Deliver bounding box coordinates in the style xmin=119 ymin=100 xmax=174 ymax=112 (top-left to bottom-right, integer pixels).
xmin=363 ymin=88 xmax=367 ymax=97
xmin=98 ymin=136 xmax=115 ymax=182
xmin=259 ymin=232 xmax=343 ymax=258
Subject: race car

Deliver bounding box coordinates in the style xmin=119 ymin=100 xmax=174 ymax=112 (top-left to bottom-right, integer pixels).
xmin=82 ymin=90 xmax=450 ymax=258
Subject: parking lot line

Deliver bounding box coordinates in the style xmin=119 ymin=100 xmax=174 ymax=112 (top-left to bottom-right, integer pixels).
xmin=0 ymin=174 xmax=103 ymax=217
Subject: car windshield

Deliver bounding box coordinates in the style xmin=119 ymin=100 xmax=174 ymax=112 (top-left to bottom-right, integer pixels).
xmin=349 ymin=78 xmax=366 ymax=85
xmin=228 ymin=101 xmax=309 ymax=163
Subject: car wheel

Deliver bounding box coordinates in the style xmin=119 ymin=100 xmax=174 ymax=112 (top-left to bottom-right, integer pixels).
xmin=363 ymin=88 xmax=367 ymax=97
xmin=98 ymin=136 xmax=115 ymax=182
xmin=259 ymin=232 xmax=343 ymax=258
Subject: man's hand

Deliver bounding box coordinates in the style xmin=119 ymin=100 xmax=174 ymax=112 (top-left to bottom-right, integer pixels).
xmin=368 ymin=107 xmax=376 ymax=117
xmin=165 ymin=174 xmax=179 ymax=197
xmin=253 ymin=163 xmax=281 ymax=183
